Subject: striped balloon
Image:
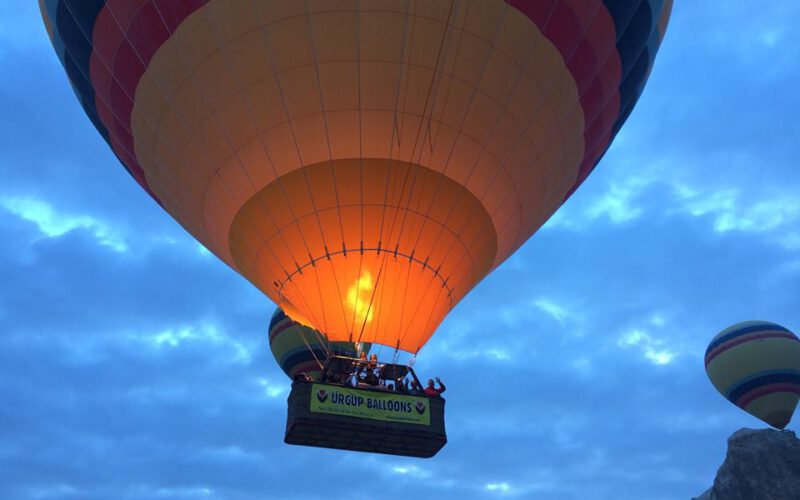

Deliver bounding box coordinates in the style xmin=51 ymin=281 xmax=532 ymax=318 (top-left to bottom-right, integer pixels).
xmin=269 ymin=307 xmax=367 ymax=381
xmin=40 ymin=0 xmax=672 ymax=355
xmin=705 ymin=321 xmax=800 ymax=429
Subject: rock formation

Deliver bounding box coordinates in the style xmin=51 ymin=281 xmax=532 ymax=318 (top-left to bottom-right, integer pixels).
xmin=694 ymin=428 xmax=800 ymax=500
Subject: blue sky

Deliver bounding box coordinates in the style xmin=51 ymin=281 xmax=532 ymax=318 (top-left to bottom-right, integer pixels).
xmin=2 ymin=2 xmax=799 ymax=499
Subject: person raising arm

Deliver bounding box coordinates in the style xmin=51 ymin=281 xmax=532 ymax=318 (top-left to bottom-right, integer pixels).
xmin=423 ymin=377 xmax=446 ymax=397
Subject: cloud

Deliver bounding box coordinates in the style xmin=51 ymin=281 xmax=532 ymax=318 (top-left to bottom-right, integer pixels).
xmin=693 ymin=2 xmax=800 ymax=76
xmin=139 ymin=324 xmax=253 ymax=365
xmin=485 ymin=482 xmax=511 ymax=494
xmin=544 ymin=167 xmax=800 ymax=254
xmin=586 ymin=181 xmax=647 ymax=224
xmin=257 ymin=378 xmax=289 ymax=398
xmin=1 ymin=196 xmax=127 ymax=251
xmin=759 ymin=29 xmax=782 ymax=48
xmin=444 ymin=346 xmax=513 ymax=363
xmin=617 ymin=329 xmax=677 ymax=366
xmin=570 ymin=357 xmax=593 ymax=376
xmin=540 ymin=173 xmax=656 ymax=230
xmin=27 ymin=484 xmax=80 ymax=499
xmin=391 ymin=464 xmax=432 ymax=479
xmin=675 ymin=187 xmax=800 ymax=240
xmin=196 ymin=243 xmax=213 ymax=256
xmin=534 ymin=298 xmax=569 ymax=322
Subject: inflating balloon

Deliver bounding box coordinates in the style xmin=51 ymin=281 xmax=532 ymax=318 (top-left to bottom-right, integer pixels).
xmin=40 ymin=0 xmax=672 ymax=354
xmin=705 ymin=321 xmax=800 ymax=429
xmin=269 ymin=307 xmax=367 ymax=381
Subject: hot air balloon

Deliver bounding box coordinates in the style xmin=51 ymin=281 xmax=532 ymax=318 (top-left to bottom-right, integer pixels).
xmin=705 ymin=321 xmax=800 ymax=429
xmin=41 ymin=0 xmax=672 ymax=456
xmin=269 ymin=307 xmax=368 ymax=381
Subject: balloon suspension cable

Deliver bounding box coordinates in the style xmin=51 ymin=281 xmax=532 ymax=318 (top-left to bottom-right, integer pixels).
xmin=355 ymin=263 xmax=385 ymax=346
xmin=296 ymin=325 xmax=325 ymax=371
xmin=374 ymin=0 xmax=456 ymax=348
xmin=392 ymin=340 xmax=401 ymax=365
xmin=310 ymin=327 xmax=334 ymax=359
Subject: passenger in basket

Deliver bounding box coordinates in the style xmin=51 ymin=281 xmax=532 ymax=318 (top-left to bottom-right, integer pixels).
xmin=364 ymin=354 xmax=380 ymax=386
xmin=395 ymin=377 xmax=409 ymax=393
xmin=355 ymin=352 xmax=369 ymax=381
xmin=423 ymin=377 xmax=446 ymax=397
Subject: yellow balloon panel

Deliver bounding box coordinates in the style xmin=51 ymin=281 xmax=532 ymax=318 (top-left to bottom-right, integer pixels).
xmin=707 ymin=338 xmax=800 ymax=393
xmin=745 ymin=393 xmax=800 ymax=430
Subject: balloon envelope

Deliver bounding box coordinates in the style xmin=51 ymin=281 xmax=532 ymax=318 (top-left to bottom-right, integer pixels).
xmin=41 ymin=0 xmax=671 ymax=352
xmin=705 ymin=321 xmax=800 ymax=429
xmin=269 ymin=307 xmax=367 ymax=381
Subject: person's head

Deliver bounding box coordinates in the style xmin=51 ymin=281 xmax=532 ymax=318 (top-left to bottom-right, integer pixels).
xmin=369 ymin=354 xmax=377 ymax=362
xmin=360 ymin=352 xmax=367 ymax=360
xmin=427 ymin=379 xmax=435 ymax=388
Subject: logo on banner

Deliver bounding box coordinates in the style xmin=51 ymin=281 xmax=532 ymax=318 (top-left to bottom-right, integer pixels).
xmin=316 ymin=388 xmax=328 ymax=403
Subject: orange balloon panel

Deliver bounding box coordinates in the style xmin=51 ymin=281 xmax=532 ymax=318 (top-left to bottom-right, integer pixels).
xmin=42 ymin=0 xmax=672 ymax=352
xmin=229 ymin=159 xmax=496 ymax=350
xmin=130 ymin=0 xmax=581 ymax=353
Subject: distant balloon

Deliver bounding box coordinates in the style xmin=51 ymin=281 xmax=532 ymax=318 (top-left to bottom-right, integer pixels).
xmin=705 ymin=321 xmax=800 ymax=429
xmin=269 ymin=308 xmax=367 ymax=381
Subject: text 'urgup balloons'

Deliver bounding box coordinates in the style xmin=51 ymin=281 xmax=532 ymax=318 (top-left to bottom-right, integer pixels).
xmin=705 ymin=321 xmax=800 ymax=429
xmin=41 ymin=0 xmax=672 ymax=353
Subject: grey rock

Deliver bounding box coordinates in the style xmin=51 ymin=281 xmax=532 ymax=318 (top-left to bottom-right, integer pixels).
xmin=693 ymin=428 xmax=800 ymax=500
xmin=692 ymin=487 xmax=711 ymax=500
